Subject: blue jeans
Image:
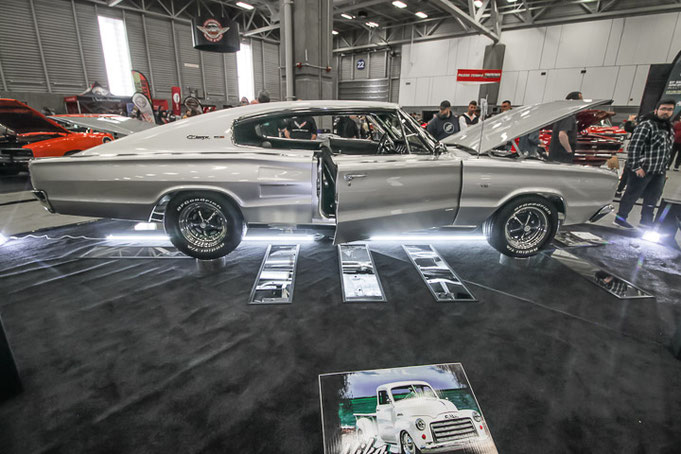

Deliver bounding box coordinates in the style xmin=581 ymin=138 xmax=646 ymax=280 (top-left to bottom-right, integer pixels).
xmin=616 ymin=171 xmax=666 ymax=225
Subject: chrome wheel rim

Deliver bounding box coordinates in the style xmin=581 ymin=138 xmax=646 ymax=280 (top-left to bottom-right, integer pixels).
xmin=401 ymin=432 xmax=416 ymax=454
xmin=178 ymin=202 xmax=228 ymax=248
xmin=504 ymin=206 xmax=548 ymax=250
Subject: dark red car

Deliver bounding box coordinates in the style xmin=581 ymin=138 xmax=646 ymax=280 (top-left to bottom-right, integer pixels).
xmin=539 ymin=109 xmax=626 ymax=166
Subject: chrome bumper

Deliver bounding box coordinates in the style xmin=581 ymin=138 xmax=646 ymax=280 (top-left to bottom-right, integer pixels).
xmin=589 ymin=204 xmax=614 ymax=222
xmin=32 ymin=190 xmax=55 ymax=213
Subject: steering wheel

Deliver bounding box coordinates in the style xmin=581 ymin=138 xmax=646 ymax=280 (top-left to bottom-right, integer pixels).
xmin=377 ymin=132 xmax=395 ymax=155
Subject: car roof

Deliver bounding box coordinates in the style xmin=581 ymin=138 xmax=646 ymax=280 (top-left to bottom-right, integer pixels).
xmin=377 ymin=380 xmax=432 ymax=391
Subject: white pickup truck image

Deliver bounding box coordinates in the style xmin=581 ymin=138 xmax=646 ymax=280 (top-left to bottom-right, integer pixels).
xmin=354 ymin=381 xmax=488 ymax=454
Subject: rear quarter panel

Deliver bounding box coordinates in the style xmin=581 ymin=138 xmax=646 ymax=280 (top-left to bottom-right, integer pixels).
xmin=29 ymin=133 xmax=111 ymax=158
xmin=455 ymin=156 xmax=618 ymax=226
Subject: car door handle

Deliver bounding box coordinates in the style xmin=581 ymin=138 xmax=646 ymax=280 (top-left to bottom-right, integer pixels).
xmin=344 ymin=173 xmax=366 ymax=183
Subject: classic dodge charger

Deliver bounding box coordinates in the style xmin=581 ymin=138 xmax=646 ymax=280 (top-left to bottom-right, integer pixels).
xmin=29 ymin=99 xmax=617 ymax=259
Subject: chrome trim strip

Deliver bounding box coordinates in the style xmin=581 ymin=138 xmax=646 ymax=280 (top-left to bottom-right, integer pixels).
xmin=589 ymin=204 xmax=614 ymax=222
xmin=403 ymin=245 xmax=476 ymax=302
xmin=338 ymin=244 xmax=386 ymax=303
xmin=249 ymin=244 xmax=300 ymax=305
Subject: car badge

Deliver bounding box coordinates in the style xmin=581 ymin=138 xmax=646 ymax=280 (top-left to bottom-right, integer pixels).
xmin=197 ymin=19 xmax=230 ymax=43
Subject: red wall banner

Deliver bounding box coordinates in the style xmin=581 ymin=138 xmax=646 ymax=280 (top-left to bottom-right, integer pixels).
xmin=456 ymin=69 xmax=502 ymax=83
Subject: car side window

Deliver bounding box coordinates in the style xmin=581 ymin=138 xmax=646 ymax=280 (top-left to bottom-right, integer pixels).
xmin=378 ymin=390 xmax=390 ymax=405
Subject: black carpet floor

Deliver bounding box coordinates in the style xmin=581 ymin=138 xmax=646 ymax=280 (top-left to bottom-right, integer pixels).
xmin=1 ymin=221 xmax=680 ymax=453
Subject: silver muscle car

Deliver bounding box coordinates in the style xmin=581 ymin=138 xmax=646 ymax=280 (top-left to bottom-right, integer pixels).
xmin=29 ymin=100 xmax=617 ymax=259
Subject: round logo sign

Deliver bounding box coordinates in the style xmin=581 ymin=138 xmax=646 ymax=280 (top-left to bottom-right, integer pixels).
xmin=197 ymin=19 xmax=230 ymax=43
xmin=172 ymin=93 xmax=181 ymax=104
xmin=356 ymin=59 xmax=366 ymax=70
xmin=443 ymin=122 xmax=455 ymax=134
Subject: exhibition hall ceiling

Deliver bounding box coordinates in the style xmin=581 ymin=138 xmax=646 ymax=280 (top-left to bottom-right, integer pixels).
xmin=83 ymin=0 xmax=681 ymax=46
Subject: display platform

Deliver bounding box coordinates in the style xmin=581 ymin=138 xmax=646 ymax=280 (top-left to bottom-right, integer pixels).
xmin=1 ymin=220 xmax=681 ymax=453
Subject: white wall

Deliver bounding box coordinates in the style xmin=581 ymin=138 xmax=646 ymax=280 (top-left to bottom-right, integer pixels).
xmin=400 ymin=12 xmax=681 ymax=107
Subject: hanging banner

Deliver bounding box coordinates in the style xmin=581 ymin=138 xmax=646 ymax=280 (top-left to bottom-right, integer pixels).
xmin=457 ymin=69 xmax=502 ymax=83
xmin=662 ymin=50 xmax=681 ymax=117
xmin=191 ymin=16 xmax=240 ymax=53
xmin=171 ymin=87 xmax=182 ymax=116
xmin=131 ymin=70 xmax=152 ymax=99
xmin=131 ymin=92 xmax=156 ymax=124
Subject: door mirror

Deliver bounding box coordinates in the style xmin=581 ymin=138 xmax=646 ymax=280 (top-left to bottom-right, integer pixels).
xmin=434 ymin=142 xmax=447 ymax=156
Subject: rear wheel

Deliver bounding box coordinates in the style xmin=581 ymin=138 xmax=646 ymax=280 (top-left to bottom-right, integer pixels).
xmin=486 ymin=195 xmax=558 ymax=257
xmin=164 ymin=192 xmax=244 ymax=260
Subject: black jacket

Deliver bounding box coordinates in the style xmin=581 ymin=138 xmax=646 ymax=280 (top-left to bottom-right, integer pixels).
xmin=426 ymin=113 xmax=459 ymax=140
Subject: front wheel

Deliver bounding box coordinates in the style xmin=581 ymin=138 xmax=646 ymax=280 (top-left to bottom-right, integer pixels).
xmin=486 ymin=195 xmax=558 ymax=257
xmin=164 ymin=192 xmax=244 ymax=260
xmin=400 ymin=431 xmax=421 ymax=454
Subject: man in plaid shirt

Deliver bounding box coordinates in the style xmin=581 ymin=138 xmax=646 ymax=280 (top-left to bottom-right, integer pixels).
xmin=614 ymin=99 xmax=676 ymax=229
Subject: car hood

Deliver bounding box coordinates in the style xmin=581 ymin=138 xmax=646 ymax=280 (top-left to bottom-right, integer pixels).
xmin=576 ymin=109 xmax=616 ymax=130
xmin=0 ymin=99 xmax=69 ymax=135
xmin=52 ymin=114 xmax=155 ymax=136
xmin=393 ymin=398 xmax=458 ymax=417
xmin=442 ymin=99 xmax=612 ymax=153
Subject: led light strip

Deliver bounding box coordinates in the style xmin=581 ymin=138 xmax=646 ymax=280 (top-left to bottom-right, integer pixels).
xmin=369 ymin=234 xmax=487 ymax=242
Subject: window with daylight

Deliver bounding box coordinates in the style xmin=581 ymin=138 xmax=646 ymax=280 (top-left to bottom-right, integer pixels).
xmin=236 ymin=42 xmax=255 ymax=102
xmin=97 ymin=16 xmax=134 ymax=96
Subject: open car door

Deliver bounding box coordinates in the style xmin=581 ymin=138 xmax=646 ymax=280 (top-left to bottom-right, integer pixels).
xmin=332 ymin=151 xmax=462 ymax=244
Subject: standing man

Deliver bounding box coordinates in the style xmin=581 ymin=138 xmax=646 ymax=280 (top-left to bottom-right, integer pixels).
xmin=548 ymin=91 xmax=583 ymax=163
xmin=285 ymin=115 xmax=318 ymax=140
xmin=614 ymin=99 xmax=676 ymax=228
xmin=667 ymin=114 xmax=681 ymax=171
xmin=426 ymin=100 xmax=459 ymax=140
xmin=500 ymin=100 xmax=512 ymax=113
xmin=459 ymin=100 xmax=479 ymax=130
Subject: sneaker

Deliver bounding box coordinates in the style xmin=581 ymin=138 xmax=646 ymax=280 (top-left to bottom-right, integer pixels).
xmin=615 ymin=191 xmax=622 ymax=198
xmin=674 ymin=168 xmax=679 ymax=172
xmin=613 ymin=216 xmax=635 ymax=229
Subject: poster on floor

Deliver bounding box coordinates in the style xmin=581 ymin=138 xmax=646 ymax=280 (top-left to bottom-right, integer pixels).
xmin=319 ymin=363 xmax=498 ymax=454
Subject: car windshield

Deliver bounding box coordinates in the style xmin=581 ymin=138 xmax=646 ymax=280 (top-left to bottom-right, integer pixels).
xmin=391 ymin=384 xmax=437 ymax=401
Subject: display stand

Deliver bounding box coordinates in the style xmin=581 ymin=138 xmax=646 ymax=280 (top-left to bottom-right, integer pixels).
xmin=195 ymin=257 xmax=228 ymax=274
xmin=0 ymin=315 xmax=22 ymax=402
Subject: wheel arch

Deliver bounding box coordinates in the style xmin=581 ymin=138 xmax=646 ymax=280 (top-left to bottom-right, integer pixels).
xmin=488 ymin=191 xmax=566 ymax=225
xmin=149 ymin=187 xmax=246 ymax=223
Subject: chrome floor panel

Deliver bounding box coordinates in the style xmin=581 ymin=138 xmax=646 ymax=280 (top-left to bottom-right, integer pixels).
xmin=249 ymin=244 xmax=300 ymax=305
xmin=338 ymin=244 xmax=386 ymax=303
xmin=554 ymin=230 xmax=610 ymax=248
xmin=548 ymin=248 xmax=653 ymax=299
xmin=79 ymin=245 xmax=190 ymax=259
xmin=403 ymin=245 xmax=476 ymax=302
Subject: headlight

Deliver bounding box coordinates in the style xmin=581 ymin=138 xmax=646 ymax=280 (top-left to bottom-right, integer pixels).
xmin=473 ymin=411 xmax=482 ymax=422
xmin=415 ymin=418 xmax=425 ymax=431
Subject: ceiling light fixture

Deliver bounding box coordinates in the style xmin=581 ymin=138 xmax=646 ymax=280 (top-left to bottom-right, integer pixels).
xmin=507 ymin=0 xmax=518 ymax=2
xmin=236 ymin=2 xmax=254 ymax=10
xmin=392 ymin=1 xmax=407 ymax=8
xmin=474 ymin=0 xmax=483 ymax=7
xmin=332 ymin=30 xmax=339 ymax=35
xmin=415 ymin=11 xmax=428 ymax=19
xmin=340 ymin=13 xmax=354 ymax=20
xmin=366 ymin=21 xmax=379 ymax=28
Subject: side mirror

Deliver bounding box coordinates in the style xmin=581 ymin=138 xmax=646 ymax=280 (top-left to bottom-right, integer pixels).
xmin=434 ymin=142 xmax=447 ymax=156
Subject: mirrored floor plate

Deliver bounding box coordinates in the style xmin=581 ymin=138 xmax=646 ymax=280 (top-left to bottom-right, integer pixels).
xmin=549 ymin=248 xmax=653 ymax=299
xmin=403 ymin=245 xmax=476 ymax=302
xmin=249 ymin=244 xmax=300 ymax=305
xmin=554 ymin=230 xmax=610 ymax=248
xmin=80 ymin=246 xmax=190 ymax=259
xmin=338 ymin=244 xmax=386 ymax=303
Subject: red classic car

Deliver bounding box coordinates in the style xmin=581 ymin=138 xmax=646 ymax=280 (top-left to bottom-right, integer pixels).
xmin=0 ymin=99 xmax=112 ymax=174
xmin=539 ymin=109 xmax=626 ymax=165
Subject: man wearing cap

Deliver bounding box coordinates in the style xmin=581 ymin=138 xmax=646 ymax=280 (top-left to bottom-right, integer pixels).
xmin=426 ymin=100 xmax=460 ymax=141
